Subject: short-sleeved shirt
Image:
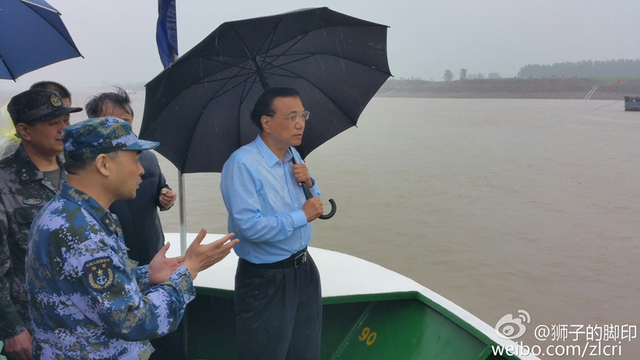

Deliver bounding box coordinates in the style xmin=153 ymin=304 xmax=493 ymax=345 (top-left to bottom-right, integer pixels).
xmin=26 ymin=182 xmax=195 ymax=360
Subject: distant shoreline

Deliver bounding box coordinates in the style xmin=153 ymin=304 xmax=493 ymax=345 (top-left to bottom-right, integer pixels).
xmin=377 ymin=78 xmax=640 ymax=100
xmin=2 ymin=78 xmax=639 ymax=103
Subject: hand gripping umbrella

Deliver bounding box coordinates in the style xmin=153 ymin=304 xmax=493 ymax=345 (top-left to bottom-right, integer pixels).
xmin=290 ymin=148 xmax=336 ymax=220
xmin=140 ymin=7 xmax=391 ymax=222
xmin=0 ymin=0 xmax=82 ymax=80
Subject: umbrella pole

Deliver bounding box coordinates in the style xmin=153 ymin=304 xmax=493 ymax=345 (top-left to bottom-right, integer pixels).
xmin=178 ymin=170 xmax=187 ymax=255
xmin=289 ymin=148 xmax=337 ymax=220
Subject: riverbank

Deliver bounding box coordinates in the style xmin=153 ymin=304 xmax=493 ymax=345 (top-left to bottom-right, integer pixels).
xmin=378 ymin=78 xmax=640 ymax=100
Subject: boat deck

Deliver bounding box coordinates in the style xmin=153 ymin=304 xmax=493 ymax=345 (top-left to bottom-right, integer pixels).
xmin=166 ymin=233 xmax=536 ymax=360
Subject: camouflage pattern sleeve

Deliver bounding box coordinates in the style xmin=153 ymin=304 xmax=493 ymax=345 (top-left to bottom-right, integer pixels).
xmin=131 ymin=265 xmax=151 ymax=292
xmin=61 ymin=236 xmax=195 ymax=341
xmin=0 ymin=206 xmax=26 ymax=340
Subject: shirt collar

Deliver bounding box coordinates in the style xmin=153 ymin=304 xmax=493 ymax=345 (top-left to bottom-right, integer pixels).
xmin=14 ymin=143 xmax=43 ymax=183
xmin=254 ymin=135 xmax=293 ymax=167
xmin=59 ymin=182 xmax=121 ymax=237
xmin=14 ymin=143 xmax=65 ymax=183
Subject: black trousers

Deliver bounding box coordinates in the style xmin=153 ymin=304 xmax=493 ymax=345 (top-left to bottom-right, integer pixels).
xmin=235 ymin=252 xmax=322 ymax=360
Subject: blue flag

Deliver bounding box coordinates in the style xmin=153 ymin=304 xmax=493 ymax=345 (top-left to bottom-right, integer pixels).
xmin=156 ymin=0 xmax=178 ymax=68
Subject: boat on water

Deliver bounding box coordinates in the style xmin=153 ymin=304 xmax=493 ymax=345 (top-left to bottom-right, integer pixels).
xmin=624 ymin=96 xmax=640 ymax=111
xmin=166 ymin=233 xmax=536 ymax=360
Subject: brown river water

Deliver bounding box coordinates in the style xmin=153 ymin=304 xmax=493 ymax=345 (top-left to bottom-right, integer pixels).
xmin=1 ymin=90 xmax=638 ymax=359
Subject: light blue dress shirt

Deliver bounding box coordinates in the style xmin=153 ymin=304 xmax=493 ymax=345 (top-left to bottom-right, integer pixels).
xmin=220 ymin=135 xmax=321 ymax=263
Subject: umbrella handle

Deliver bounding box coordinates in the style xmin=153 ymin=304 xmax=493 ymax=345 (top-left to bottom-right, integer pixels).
xmin=291 ymin=148 xmax=336 ymax=220
xmin=319 ymin=198 xmax=337 ymax=219
xmin=301 ymin=183 xmax=336 ymax=220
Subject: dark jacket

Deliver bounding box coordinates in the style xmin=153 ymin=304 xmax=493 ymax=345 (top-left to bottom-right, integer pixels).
xmin=110 ymin=151 xmax=171 ymax=266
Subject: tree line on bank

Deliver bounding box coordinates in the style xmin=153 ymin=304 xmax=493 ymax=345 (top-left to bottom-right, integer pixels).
xmin=518 ymin=59 xmax=640 ymax=78
xmin=441 ymin=59 xmax=639 ymax=81
xmin=443 ymin=69 xmax=500 ymax=81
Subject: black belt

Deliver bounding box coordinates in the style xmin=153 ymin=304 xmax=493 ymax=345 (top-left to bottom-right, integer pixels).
xmin=240 ymin=248 xmax=308 ymax=269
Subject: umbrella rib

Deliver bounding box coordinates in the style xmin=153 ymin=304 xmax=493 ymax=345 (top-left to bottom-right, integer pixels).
xmin=193 ymin=63 xmax=252 ymax=87
xmin=237 ymin=72 xmax=262 ymax=141
xmin=257 ymin=16 xmax=288 ymax=71
xmin=260 ymin=32 xmax=310 ymax=75
xmin=256 ymin=52 xmax=391 ymax=84
xmin=197 ymin=56 xmax=259 ymax=74
xmin=193 ymin=59 xmax=256 ymax=99
xmin=261 ymin=60 xmax=386 ymax=126
xmin=0 ymin=56 xmax=18 ymax=81
xmin=239 ymin=72 xmax=262 ymax=105
xmin=230 ymin=19 xmax=285 ymax=90
xmin=180 ymin=59 xmax=260 ymax=171
xmin=179 ymin=70 xmax=257 ymax=171
xmin=257 ymin=24 xmax=391 ymax=77
xmin=5 ymin=55 xmax=82 ymax=80
xmin=194 ymin=72 xmax=251 ymax=86
xmin=20 ymin=0 xmax=60 ymax=14
xmin=193 ymin=73 xmax=251 ymax=98
xmin=262 ymin=52 xmax=392 ymax=77
xmin=18 ymin=1 xmax=83 ymax=56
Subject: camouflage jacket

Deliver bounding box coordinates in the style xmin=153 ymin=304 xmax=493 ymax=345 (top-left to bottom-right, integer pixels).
xmin=26 ymin=182 xmax=195 ymax=360
xmin=0 ymin=144 xmax=65 ymax=340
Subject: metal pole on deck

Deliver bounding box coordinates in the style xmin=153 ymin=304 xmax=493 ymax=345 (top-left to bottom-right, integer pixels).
xmin=178 ymin=170 xmax=187 ymax=255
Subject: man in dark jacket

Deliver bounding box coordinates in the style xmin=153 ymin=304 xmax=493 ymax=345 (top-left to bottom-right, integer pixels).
xmin=85 ymin=88 xmax=181 ymax=360
xmin=85 ymin=88 xmax=176 ymax=264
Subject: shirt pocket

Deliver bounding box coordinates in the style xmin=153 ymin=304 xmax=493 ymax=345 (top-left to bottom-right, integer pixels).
xmin=14 ymin=206 xmax=42 ymax=243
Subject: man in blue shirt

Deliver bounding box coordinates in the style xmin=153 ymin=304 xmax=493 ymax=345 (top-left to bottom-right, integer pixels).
xmin=220 ymin=87 xmax=324 ymax=360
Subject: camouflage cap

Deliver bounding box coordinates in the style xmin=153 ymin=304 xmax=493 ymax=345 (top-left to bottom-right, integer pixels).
xmin=62 ymin=117 xmax=159 ymax=163
xmin=7 ymin=89 xmax=82 ymax=125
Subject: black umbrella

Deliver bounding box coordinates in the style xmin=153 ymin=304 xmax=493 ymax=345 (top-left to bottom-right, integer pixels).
xmin=140 ymin=7 xmax=391 ymax=219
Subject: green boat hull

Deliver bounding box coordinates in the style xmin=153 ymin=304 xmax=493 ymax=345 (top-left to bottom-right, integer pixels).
xmin=185 ymin=288 xmax=520 ymax=360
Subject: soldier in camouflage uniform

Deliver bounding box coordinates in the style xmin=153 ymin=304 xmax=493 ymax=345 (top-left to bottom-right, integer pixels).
xmin=25 ymin=117 xmax=238 ymax=360
xmin=0 ymin=89 xmax=82 ymax=360
xmin=0 ymin=81 xmax=75 ymax=160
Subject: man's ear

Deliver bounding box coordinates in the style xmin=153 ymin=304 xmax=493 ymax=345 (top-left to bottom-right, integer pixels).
xmin=14 ymin=123 xmax=30 ymax=141
xmin=261 ymin=115 xmax=271 ymax=133
xmin=94 ymin=154 xmax=112 ymax=176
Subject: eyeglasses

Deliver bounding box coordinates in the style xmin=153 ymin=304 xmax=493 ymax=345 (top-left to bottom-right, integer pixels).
xmin=268 ymin=110 xmax=310 ymax=124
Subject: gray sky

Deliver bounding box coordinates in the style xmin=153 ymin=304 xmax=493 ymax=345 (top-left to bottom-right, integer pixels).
xmin=2 ymin=0 xmax=639 ymax=92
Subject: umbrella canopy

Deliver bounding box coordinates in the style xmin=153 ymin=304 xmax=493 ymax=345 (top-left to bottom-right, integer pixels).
xmin=0 ymin=0 xmax=82 ymax=80
xmin=141 ymin=7 xmax=391 ymax=173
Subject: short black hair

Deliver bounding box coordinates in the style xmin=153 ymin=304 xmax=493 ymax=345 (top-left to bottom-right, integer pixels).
xmin=29 ymin=81 xmax=72 ymax=101
xmin=250 ymin=87 xmax=300 ymax=132
xmin=64 ymin=151 xmax=119 ymax=175
xmin=85 ymin=87 xmax=133 ymax=119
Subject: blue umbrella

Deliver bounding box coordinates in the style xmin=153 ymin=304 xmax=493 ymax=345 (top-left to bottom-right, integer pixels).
xmin=0 ymin=0 xmax=82 ymax=80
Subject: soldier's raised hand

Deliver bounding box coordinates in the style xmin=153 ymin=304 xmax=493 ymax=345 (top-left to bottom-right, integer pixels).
xmin=183 ymin=229 xmax=239 ymax=279
xmin=149 ymin=242 xmax=185 ymax=284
